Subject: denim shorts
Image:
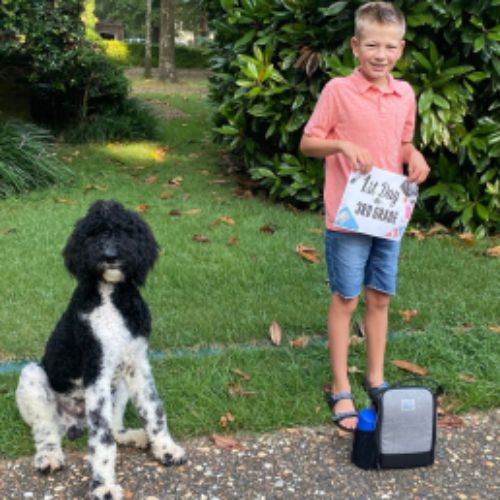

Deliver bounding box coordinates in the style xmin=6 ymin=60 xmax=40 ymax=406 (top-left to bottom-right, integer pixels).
xmin=325 ymin=230 xmax=401 ymax=298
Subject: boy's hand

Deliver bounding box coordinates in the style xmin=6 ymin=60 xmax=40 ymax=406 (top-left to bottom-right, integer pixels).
xmin=340 ymin=141 xmax=373 ymax=174
xmin=407 ymin=149 xmax=430 ymax=184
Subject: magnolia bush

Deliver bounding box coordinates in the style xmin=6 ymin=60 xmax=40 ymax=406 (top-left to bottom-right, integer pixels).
xmin=205 ymin=0 xmax=499 ymax=234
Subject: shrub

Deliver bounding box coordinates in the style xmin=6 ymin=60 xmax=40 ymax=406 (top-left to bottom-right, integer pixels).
xmin=63 ymin=97 xmax=160 ymax=143
xmin=125 ymin=43 xmax=210 ymax=69
xmin=0 ymin=120 xmax=73 ymax=196
xmin=205 ymin=0 xmax=499 ymax=234
xmin=0 ymin=0 xmax=130 ymax=129
xmin=102 ymin=40 xmax=130 ymax=65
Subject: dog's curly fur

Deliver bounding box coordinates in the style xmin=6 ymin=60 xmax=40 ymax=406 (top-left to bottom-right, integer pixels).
xmin=16 ymin=200 xmax=186 ymax=500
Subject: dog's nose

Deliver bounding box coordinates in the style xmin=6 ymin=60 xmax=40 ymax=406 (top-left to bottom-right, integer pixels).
xmin=103 ymin=241 xmax=118 ymax=262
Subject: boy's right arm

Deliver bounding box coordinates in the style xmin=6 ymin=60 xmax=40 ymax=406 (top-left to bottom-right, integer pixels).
xmin=299 ymin=135 xmax=373 ymax=173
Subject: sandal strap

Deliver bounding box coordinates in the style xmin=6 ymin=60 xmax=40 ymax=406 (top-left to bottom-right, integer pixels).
xmin=363 ymin=379 xmax=391 ymax=399
xmin=332 ymin=410 xmax=358 ymax=423
xmin=326 ymin=392 xmax=355 ymax=410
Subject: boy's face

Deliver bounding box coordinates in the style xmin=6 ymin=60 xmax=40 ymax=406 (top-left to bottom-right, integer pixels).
xmin=351 ymin=22 xmax=405 ymax=88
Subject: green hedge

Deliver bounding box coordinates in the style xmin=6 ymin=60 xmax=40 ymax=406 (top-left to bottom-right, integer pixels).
xmin=205 ymin=0 xmax=499 ymax=234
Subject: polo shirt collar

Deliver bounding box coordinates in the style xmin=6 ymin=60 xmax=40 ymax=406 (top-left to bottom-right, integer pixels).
xmin=351 ymin=68 xmax=402 ymax=95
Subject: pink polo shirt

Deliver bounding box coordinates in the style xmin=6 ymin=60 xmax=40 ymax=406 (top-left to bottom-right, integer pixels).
xmin=304 ymin=68 xmax=416 ymax=231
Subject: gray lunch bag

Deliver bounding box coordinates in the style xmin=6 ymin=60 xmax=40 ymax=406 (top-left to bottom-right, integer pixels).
xmin=376 ymin=383 xmax=437 ymax=468
xmin=352 ymin=379 xmax=440 ymax=469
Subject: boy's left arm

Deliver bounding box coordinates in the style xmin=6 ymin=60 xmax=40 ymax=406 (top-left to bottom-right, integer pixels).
xmin=402 ymin=142 xmax=430 ymax=185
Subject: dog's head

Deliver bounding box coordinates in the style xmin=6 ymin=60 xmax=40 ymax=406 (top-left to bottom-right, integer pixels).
xmin=63 ymin=200 xmax=159 ymax=286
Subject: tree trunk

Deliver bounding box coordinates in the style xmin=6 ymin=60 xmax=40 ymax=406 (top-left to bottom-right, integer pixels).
xmin=158 ymin=0 xmax=176 ymax=82
xmin=144 ymin=0 xmax=152 ymax=78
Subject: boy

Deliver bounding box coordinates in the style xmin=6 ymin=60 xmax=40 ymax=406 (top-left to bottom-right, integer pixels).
xmin=300 ymin=2 xmax=430 ymax=431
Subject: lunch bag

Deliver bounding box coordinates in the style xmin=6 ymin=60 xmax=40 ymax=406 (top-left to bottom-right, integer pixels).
xmin=352 ymin=379 xmax=441 ymax=470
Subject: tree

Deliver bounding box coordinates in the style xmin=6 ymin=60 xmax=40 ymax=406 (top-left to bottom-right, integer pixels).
xmin=158 ymin=0 xmax=176 ymax=82
xmin=144 ymin=0 xmax=152 ymax=78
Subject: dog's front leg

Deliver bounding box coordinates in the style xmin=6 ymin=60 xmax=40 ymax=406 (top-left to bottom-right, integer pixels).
xmin=126 ymin=355 xmax=186 ymax=466
xmin=86 ymin=380 xmax=123 ymax=500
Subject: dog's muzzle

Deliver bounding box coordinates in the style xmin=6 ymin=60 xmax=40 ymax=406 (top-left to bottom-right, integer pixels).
xmin=98 ymin=239 xmax=125 ymax=282
xmin=99 ymin=262 xmax=125 ymax=283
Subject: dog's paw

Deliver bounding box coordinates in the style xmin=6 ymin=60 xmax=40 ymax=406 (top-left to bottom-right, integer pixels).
xmin=91 ymin=483 xmax=123 ymax=500
xmin=114 ymin=428 xmax=149 ymax=449
xmin=155 ymin=443 xmax=187 ymax=467
xmin=34 ymin=450 xmax=65 ymax=473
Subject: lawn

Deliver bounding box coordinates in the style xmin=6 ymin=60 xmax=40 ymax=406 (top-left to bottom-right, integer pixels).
xmin=0 ymin=72 xmax=499 ymax=458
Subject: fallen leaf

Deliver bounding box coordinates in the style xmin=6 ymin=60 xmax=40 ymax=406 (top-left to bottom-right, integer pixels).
xmin=219 ymin=412 xmax=235 ymax=427
xmin=151 ymin=146 xmax=169 ymax=161
xmin=1 ymin=228 xmax=17 ymax=236
xmin=83 ymin=183 xmax=107 ymax=193
xmin=486 ymin=245 xmax=500 ymax=257
xmin=454 ymin=322 xmax=473 ymax=333
xmin=192 ymin=234 xmax=210 ymax=243
xmin=198 ymin=169 xmax=211 ymax=176
xmin=391 ymin=359 xmax=428 ymax=376
xmin=210 ymin=216 xmax=235 ymax=228
xmin=169 ymin=209 xmax=182 ymax=216
xmin=233 ymin=187 xmax=253 ymax=199
xmin=227 ymin=383 xmax=256 ymax=397
xmin=348 ymin=365 xmax=362 ymax=374
xmin=458 ymin=373 xmax=476 ymax=383
xmin=182 ymin=208 xmax=201 ymax=216
xmin=309 ymin=227 xmax=324 ymax=235
xmin=136 ymin=204 xmax=150 ymax=213
xmin=227 ymin=236 xmax=240 ymax=245
xmin=427 ymin=223 xmax=450 ymax=236
xmin=210 ymin=179 xmax=230 ymax=185
xmin=399 ymin=309 xmax=418 ymax=322
xmin=289 ymin=336 xmax=310 ymax=348
xmin=407 ymin=228 xmax=426 ymax=240
xmin=283 ymin=427 xmax=301 ymax=434
xmin=296 ymin=243 xmax=320 ymax=263
xmin=219 ymin=216 xmax=235 ymax=225
xmin=269 ymin=320 xmax=282 ymax=346
xmin=145 ymin=175 xmax=160 ymax=185
xmin=488 ymin=325 xmax=500 ymax=333
xmin=211 ymin=433 xmax=245 ymax=450
xmin=160 ymin=191 xmax=173 ymax=199
xmin=458 ymin=232 xmax=475 ymax=246
xmin=54 ymin=197 xmax=74 ymax=204
xmin=349 ymin=335 xmax=364 ymax=346
xmin=355 ymin=320 xmax=366 ymax=338
xmin=260 ymin=224 xmax=277 ymax=234
xmin=438 ymin=414 xmax=464 ymax=429
xmin=167 ymin=176 xmax=183 ymax=187
xmin=231 ymin=368 xmax=251 ymax=381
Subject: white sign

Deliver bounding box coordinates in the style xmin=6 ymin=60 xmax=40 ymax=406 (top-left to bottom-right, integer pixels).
xmin=334 ymin=167 xmax=418 ymax=241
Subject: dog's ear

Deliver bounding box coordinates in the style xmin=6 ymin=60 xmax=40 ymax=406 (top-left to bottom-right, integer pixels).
xmin=133 ymin=216 xmax=159 ymax=286
xmin=62 ymin=217 xmax=87 ymax=279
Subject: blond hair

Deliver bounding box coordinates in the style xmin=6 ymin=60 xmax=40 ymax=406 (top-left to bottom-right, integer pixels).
xmin=355 ymin=2 xmax=406 ymax=38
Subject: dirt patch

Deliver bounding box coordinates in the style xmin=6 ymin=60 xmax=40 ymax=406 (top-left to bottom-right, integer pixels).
xmin=143 ymin=99 xmax=187 ymax=120
xmin=125 ymin=67 xmax=209 ymax=97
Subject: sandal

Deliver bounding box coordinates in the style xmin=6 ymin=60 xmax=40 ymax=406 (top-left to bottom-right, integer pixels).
xmin=325 ymin=392 xmax=358 ymax=432
xmin=362 ymin=378 xmax=391 ymax=401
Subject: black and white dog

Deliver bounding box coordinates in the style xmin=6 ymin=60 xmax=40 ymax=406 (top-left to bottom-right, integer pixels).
xmin=16 ymin=200 xmax=186 ymax=499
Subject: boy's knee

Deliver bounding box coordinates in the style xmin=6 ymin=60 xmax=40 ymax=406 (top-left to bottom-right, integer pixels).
xmin=365 ymin=288 xmax=391 ymax=309
xmin=332 ymin=293 xmax=359 ymax=314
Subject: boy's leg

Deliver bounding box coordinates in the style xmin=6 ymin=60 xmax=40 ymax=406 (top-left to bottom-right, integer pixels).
xmin=325 ymin=230 xmax=371 ymax=429
xmin=363 ymin=237 xmax=401 ymax=388
xmin=364 ymin=288 xmax=390 ymax=388
xmin=328 ymin=293 xmax=358 ymax=428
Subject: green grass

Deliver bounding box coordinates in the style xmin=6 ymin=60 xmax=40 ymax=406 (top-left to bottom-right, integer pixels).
xmin=0 ymin=76 xmax=499 ymax=458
